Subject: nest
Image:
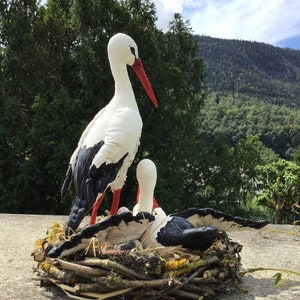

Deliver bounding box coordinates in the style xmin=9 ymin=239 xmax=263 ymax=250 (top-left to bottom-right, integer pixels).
xmin=32 ymin=222 xmax=244 ymax=300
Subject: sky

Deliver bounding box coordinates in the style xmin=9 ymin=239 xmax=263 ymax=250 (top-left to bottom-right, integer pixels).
xmin=152 ymin=0 xmax=300 ymax=50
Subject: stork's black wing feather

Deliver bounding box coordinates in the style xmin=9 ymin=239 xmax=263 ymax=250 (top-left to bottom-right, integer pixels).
xmin=65 ymin=141 xmax=129 ymax=234
xmin=171 ymin=208 xmax=269 ymax=231
xmin=47 ymin=212 xmax=155 ymax=258
xmin=155 ymin=215 xmax=219 ymax=251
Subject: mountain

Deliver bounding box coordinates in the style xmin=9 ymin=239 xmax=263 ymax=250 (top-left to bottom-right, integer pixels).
xmin=195 ymin=35 xmax=300 ymax=107
xmin=195 ymin=35 xmax=300 ymax=158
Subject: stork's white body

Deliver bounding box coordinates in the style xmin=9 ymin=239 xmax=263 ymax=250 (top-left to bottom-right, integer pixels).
xmin=70 ymin=101 xmax=142 ymax=193
xmin=69 ymin=34 xmax=143 ymax=192
xmin=63 ymin=33 xmax=157 ymax=234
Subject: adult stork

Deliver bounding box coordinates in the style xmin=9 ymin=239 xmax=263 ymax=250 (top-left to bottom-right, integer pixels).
xmin=62 ymin=33 xmax=158 ymax=236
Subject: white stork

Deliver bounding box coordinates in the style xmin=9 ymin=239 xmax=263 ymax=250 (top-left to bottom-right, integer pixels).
xmin=61 ymin=33 xmax=158 ymax=235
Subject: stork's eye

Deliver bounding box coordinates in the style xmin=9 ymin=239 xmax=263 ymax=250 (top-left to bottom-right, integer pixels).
xmin=130 ymin=46 xmax=136 ymax=56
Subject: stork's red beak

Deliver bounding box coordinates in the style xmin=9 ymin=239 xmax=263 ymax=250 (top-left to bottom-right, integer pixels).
xmin=131 ymin=58 xmax=158 ymax=108
xmin=152 ymin=197 xmax=159 ymax=209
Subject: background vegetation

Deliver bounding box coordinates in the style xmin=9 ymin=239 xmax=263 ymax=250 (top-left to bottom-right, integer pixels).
xmin=1 ymin=0 xmax=300 ymax=224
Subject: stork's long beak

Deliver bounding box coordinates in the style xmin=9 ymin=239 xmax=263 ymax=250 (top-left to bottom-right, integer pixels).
xmin=131 ymin=58 xmax=158 ymax=108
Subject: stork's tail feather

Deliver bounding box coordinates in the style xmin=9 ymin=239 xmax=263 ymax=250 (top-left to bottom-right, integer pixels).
xmin=171 ymin=208 xmax=269 ymax=231
xmin=61 ymin=164 xmax=73 ymax=198
xmin=65 ymin=195 xmax=92 ymax=236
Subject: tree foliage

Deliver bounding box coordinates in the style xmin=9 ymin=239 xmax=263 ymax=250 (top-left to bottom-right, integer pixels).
xmin=198 ymin=93 xmax=300 ymax=159
xmin=293 ymin=146 xmax=300 ymax=165
xmin=256 ymin=159 xmax=300 ymax=223
xmin=188 ymin=135 xmax=268 ymax=216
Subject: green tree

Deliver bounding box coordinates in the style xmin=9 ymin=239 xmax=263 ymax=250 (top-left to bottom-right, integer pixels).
xmin=135 ymin=13 xmax=206 ymax=213
xmin=0 ymin=0 xmax=40 ymax=212
xmin=23 ymin=89 xmax=82 ymax=213
xmin=256 ymin=159 xmax=300 ymax=224
xmin=0 ymin=0 xmax=82 ymax=213
xmin=0 ymin=93 xmax=29 ymax=212
xmin=198 ymin=91 xmax=300 ymax=159
xmin=192 ymin=135 xmax=262 ymax=215
xmin=292 ymin=146 xmax=300 ymax=165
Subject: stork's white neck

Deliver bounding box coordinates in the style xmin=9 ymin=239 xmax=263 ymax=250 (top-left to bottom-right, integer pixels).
xmin=138 ymin=189 xmax=154 ymax=213
xmin=110 ymin=61 xmax=134 ymax=94
xmin=136 ymin=159 xmax=157 ymax=214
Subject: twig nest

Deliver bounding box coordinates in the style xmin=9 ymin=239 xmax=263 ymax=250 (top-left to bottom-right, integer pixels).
xmin=32 ymin=222 xmax=244 ymax=299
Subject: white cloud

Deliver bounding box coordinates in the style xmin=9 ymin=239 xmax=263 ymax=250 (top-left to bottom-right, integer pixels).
xmin=153 ymin=0 xmax=300 ymax=46
xmin=153 ymin=0 xmax=185 ymax=30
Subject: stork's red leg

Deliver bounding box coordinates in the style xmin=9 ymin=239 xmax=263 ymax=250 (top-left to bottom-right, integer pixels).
xmin=89 ymin=192 xmax=106 ymax=225
xmin=110 ymin=189 xmax=122 ymax=215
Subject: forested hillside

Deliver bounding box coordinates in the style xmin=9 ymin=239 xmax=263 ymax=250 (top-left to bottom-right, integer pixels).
xmin=196 ymin=35 xmax=300 ymax=158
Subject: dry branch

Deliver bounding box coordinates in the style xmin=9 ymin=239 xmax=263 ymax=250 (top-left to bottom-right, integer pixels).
xmin=75 ymin=258 xmax=149 ymax=280
xmin=54 ymin=258 xmax=108 ymax=276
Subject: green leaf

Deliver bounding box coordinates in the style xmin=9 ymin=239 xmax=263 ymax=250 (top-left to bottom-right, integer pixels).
xmin=272 ymin=272 xmax=282 ymax=286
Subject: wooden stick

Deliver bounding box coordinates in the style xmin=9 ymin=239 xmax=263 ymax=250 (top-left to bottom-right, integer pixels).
xmin=174 ymin=289 xmax=204 ymax=299
xmin=184 ymin=282 xmax=223 ymax=295
xmin=163 ymin=255 xmax=219 ymax=278
xmin=75 ymin=258 xmax=149 ymax=280
xmin=74 ymin=277 xmax=181 ymax=294
xmin=142 ymin=289 xmax=203 ymax=300
xmin=54 ymin=258 xmax=107 ymax=276
xmin=51 ymin=278 xmax=135 ymax=300
xmin=203 ymin=268 xmax=219 ymax=279
xmin=191 ymin=277 xmax=219 ymax=284
xmin=144 ymin=256 xmax=219 ymax=299
xmin=88 ymin=287 xmax=135 ymax=300
xmin=38 ymin=260 xmax=75 ymax=283
xmin=165 ymin=256 xmax=219 ymax=295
